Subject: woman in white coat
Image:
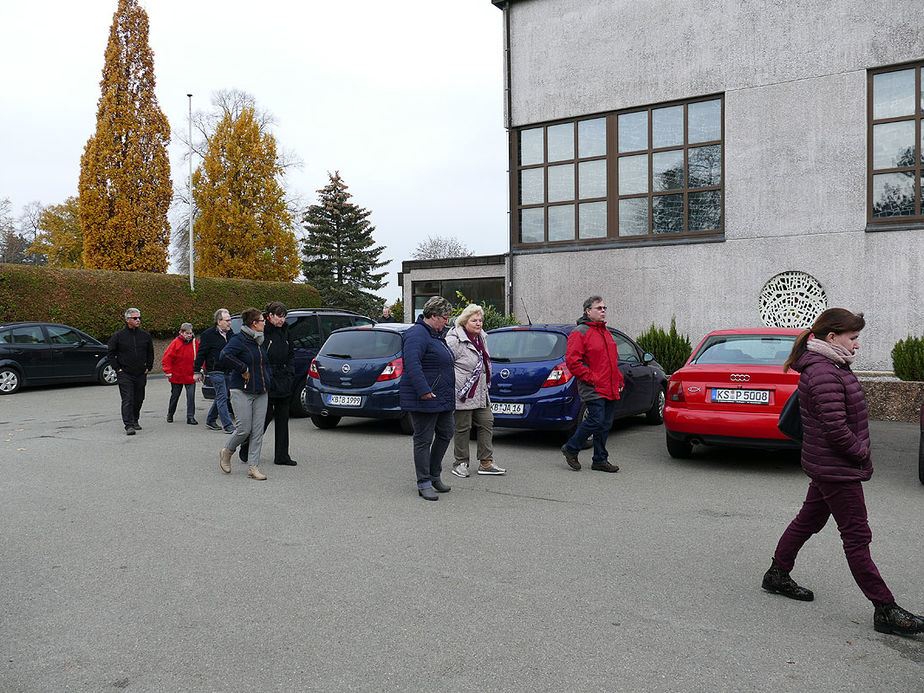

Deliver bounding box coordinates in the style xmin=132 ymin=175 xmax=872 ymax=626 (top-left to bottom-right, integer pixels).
xmin=446 ymin=304 xmax=506 ymax=477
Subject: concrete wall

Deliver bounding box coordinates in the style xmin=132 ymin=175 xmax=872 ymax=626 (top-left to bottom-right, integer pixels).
xmin=501 ymin=0 xmax=924 ymax=370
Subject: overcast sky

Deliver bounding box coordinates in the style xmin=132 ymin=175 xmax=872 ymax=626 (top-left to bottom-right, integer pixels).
xmin=0 ymin=0 xmax=509 ymax=302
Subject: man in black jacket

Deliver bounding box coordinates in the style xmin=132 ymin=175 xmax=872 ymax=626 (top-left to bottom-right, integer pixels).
xmin=194 ymin=308 xmax=234 ymax=432
xmin=107 ymin=307 xmax=154 ymax=435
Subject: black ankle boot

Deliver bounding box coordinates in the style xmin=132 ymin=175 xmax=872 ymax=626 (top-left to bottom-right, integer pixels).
xmin=873 ymin=602 xmax=924 ymax=636
xmin=762 ymin=560 xmax=814 ymax=601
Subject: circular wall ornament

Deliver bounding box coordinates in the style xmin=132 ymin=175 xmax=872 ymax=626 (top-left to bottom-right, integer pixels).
xmin=759 ymin=271 xmax=827 ymax=328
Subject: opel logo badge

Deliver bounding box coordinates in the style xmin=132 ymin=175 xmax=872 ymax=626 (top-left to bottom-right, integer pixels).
xmin=730 ymin=374 xmax=750 ymax=382
xmin=341 ymin=364 xmax=351 ymax=374
xmin=500 ymin=368 xmax=510 ymax=379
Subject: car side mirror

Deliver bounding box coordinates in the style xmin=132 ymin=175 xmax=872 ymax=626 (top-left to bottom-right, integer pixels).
xmin=643 ymin=352 xmax=655 ymax=364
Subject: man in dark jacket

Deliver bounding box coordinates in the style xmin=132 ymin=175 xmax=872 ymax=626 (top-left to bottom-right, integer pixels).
xmin=107 ymin=307 xmax=154 ymax=435
xmin=399 ymin=296 xmax=455 ymax=501
xmin=195 ymin=308 xmax=234 ymax=433
xmin=560 ymin=295 xmax=625 ymax=472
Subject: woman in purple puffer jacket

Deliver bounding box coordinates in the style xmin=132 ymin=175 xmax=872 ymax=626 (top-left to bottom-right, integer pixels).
xmin=762 ymin=308 xmax=924 ymax=636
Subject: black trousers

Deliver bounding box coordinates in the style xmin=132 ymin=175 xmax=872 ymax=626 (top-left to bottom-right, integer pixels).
xmin=241 ymin=396 xmax=291 ymax=463
xmin=117 ymin=371 xmax=147 ymax=426
xmin=167 ymin=382 xmax=196 ymax=420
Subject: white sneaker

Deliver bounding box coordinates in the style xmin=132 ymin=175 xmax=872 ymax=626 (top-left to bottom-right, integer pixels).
xmin=477 ymin=462 xmax=506 ymax=475
xmin=451 ymin=462 xmax=470 ymax=478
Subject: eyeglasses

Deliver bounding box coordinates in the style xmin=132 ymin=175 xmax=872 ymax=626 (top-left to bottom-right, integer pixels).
xmin=255 ymin=318 xmax=265 ymax=323
xmin=128 ymin=316 xmax=142 ymax=321
xmin=592 ymin=306 xmax=607 ymax=311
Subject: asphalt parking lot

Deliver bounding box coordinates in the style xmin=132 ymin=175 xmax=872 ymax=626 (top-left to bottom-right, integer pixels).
xmin=2 ymin=378 xmax=922 ymax=692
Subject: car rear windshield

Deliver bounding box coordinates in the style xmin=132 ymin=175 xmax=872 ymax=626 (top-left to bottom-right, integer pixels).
xmin=489 ymin=330 xmax=568 ymax=363
xmin=319 ymin=330 xmax=401 ymax=359
xmin=692 ymin=335 xmax=797 ymax=366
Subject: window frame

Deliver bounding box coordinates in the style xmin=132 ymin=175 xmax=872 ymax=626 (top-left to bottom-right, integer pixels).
xmin=511 ymin=94 xmax=725 ymax=250
xmin=867 ymin=62 xmax=924 ymax=229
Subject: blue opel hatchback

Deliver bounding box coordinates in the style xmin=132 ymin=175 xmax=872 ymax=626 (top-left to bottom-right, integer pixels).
xmin=303 ymin=323 xmax=414 ymax=433
xmin=487 ymin=324 xmax=668 ymax=437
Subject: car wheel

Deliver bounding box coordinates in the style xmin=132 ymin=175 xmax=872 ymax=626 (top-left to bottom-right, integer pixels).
xmin=0 ymin=366 xmax=21 ymax=394
xmin=290 ymin=379 xmax=309 ymax=418
xmin=399 ymin=412 xmax=414 ymax=435
xmin=310 ymin=413 xmax=341 ymax=430
xmin=645 ymin=387 xmax=666 ymax=425
xmin=665 ymin=430 xmax=693 ymax=459
xmin=98 ymin=363 xmax=118 ymax=386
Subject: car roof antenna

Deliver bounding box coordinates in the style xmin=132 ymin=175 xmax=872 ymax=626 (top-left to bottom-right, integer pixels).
xmin=520 ymin=297 xmax=532 ymax=326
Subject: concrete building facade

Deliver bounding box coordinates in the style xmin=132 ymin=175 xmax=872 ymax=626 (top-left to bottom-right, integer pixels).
xmin=488 ymin=0 xmax=924 ymax=370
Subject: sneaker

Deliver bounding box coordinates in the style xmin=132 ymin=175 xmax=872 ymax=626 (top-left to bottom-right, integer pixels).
xmin=560 ymin=445 xmax=580 ymax=470
xmin=591 ymin=461 xmax=619 ymax=473
xmin=187 ymin=418 xmax=199 ymax=425
xmin=166 ymin=415 xmax=174 ymax=423
xmin=874 ymin=602 xmax=924 ymax=636
xmin=451 ymin=462 xmax=470 ymax=478
xmin=223 ymin=425 xmax=235 ymax=434
xmin=219 ymin=448 xmax=232 ymax=474
xmin=477 ymin=462 xmax=506 ymax=475
xmin=248 ymin=465 xmax=267 ymax=481
xmin=205 ymin=422 xmax=222 ymax=431
xmin=761 ymin=561 xmax=814 ymax=601
xmin=132 ymin=422 xmax=142 ymax=431
xmin=125 ymin=426 xmax=135 ymax=436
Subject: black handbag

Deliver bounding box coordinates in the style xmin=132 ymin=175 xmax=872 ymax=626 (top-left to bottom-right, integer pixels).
xmin=778 ymin=390 xmax=803 ymax=441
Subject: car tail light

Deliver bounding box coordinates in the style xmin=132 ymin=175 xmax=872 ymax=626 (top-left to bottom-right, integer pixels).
xmin=667 ymin=379 xmax=685 ymax=402
xmin=542 ymin=361 xmax=573 ymax=388
xmin=377 ymin=358 xmax=404 ymax=381
xmin=308 ymin=359 xmax=319 ymax=379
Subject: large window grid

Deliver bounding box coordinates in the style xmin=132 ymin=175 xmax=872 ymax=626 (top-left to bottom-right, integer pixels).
xmin=513 ymin=96 xmax=724 ymax=247
xmin=868 ymin=63 xmax=924 ymax=224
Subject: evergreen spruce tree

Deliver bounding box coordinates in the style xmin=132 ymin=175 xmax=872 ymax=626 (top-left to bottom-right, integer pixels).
xmin=302 ymin=172 xmax=388 ymax=316
xmin=192 ymin=106 xmax=298 ymax=281
xmin=79 ymin=0 xmax=172 ymax=272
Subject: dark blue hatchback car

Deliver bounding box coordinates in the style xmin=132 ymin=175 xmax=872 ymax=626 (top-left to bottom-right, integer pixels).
xmin=487 ymin=324 xmax=668 ymax=437
xmin=303 ymin=323 xmax=414 ymax=433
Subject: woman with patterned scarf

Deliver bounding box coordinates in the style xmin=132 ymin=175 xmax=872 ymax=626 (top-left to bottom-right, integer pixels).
xmin=446 ymin=304 xmax=506 ymax=478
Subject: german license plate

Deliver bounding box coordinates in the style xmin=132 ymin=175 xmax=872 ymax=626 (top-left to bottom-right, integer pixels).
xmin=711 ymin=388 xmax=770 ymax=404
xmin=326 ymin=394 xmax=362 ymax=406
xmin=491 ymin=402 xmax=524 ymax=415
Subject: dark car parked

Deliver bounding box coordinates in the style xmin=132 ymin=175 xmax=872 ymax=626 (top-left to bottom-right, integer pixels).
xmin=0 ymin=321 xmax=118 ymax=394
xmin=303 ymin=323 xmax=414 ymax=433
xmin=486 ymin=324 xmax=667 ymax=437
xmin=201 ymin=308 xmax=376 ymax=416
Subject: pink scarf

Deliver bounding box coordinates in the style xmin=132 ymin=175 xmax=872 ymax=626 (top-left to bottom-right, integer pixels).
xmin=806 ymin=337 xmax=855 ymax=366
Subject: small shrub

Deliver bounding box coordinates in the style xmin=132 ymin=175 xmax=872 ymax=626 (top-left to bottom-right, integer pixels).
xmin=450 ymin=291 xmax=518 ymax=332
xmin=636 ymin=317 xmax=692 ymax=374
xmin=891 ymin=335 xmax=924 ymax=381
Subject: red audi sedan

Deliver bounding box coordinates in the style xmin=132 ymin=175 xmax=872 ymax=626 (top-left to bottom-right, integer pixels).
xmin=664 ymin=327 xmax=804 ymax=458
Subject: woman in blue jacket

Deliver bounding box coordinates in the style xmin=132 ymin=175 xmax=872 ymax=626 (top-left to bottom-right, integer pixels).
xmin=399 ymin=296 xmax=455 ymax=501
xmin=219 ymin=308 xmax=271 ymax=481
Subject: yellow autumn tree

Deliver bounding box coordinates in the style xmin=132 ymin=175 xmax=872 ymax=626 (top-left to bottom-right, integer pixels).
xmin=79 ymin=0 xmax=172 ymax=272
xmin=29 ymin=197 xmax=84 ymax=268
xmin=192 ymin=106 xmax=299 ymax=281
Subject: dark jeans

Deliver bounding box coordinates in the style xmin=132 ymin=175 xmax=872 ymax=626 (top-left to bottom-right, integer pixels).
xmin=205 ymin=372 xmax=232 ymax=428
xmin=563 ymin=397 xmax=618 ymax=464
xmin=241 ymin=396 xmax=291 ymax=463
xmin=774 ymin=479 xmax=894 ymax=604
xmin=167 ymin=382 xmax=196 ymax=420
xmin=117 ymin=371 xmax=147 ymax=426
xmin=410 ymin=410 xmax=454 ymax=489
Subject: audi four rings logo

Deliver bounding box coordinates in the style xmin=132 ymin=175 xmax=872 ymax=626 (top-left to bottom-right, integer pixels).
xmin=341 ymin=364 xmax=351 ymax=374
xmin=500 ymin=368 xmax=511 ymax=379
xmin=687 ymin=386 xmax=701 ymax=393
xmin=730 ymin=374 xmax=750 ymax=381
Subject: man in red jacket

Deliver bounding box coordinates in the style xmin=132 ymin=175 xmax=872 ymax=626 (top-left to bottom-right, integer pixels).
xmin=560 ymin=296 xmax=624 ymax=472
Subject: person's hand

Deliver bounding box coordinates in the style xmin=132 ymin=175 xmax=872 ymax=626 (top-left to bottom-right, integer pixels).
xmin=242 ymin=370 xmax=250 ymax=383
xmin=165 ymin=373 xmax=172 ymax=378
xmin=422 ymin=392 xmax=436 ymax=400
xmin=193 ymin=373 xmax=201 ymax=382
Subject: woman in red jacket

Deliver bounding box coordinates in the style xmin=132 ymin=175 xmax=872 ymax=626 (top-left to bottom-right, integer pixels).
xmin=162 ymin=322 xmax=200 ymax=425
xmin=763 ymin=308 xmax=923 ymax=636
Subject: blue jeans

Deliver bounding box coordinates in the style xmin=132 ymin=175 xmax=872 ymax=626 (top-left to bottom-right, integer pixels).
xmin=564 ymin=398 xmax=618 ymax=464
xmin=206 ymin=372 xmax=233 ymax=428
xmin=410 ymin=410 xmax=454 ymax=489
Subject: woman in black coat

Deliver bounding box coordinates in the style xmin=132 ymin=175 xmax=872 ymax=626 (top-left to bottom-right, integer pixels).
xmin=241 ymin=302 xmax=297 ymax=466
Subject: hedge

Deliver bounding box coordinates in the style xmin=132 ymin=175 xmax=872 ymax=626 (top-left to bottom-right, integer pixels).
xmin=0 ymin=264 xmax=320 ymax=341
